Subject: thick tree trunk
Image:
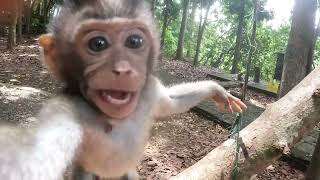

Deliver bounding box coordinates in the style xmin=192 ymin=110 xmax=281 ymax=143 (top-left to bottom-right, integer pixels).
xmin=279 ymin=0 xmax=317 ymax=97
xmin=171 ymin=67 xmax=320 ymax=180
xmin=175 ymin=0 xmax=190 ymax=60
xmin=231 ymin=0 xmax=245 ymax=74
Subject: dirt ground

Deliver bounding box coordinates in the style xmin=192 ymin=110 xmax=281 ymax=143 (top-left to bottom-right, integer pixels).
xmin=0 ymin=37 xmax=305 ymax=179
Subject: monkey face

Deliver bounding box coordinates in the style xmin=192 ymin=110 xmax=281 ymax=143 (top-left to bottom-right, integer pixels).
xmin=39 ymin=20 xmax=155 ymax=120
xmin=76 ymin=21 xmax=152 ymax=120
xmin=39 ymin=0 xmax=160 ymax=120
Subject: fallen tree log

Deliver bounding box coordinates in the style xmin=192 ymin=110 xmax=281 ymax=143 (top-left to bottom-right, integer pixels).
xmin=171 ymin=67 xmax=320 ymax=180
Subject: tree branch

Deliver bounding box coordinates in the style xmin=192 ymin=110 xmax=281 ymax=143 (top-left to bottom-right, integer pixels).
xmin=171 ymin=67 xmax=320 ymax=179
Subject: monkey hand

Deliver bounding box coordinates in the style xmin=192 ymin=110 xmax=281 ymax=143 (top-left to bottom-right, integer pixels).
xmin=211 ymin=86 xmax=247 ymax=113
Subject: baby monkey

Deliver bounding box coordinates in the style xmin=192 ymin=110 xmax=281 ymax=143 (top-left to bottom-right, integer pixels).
xmin=0 ymin=0 xmax=246 ymax=179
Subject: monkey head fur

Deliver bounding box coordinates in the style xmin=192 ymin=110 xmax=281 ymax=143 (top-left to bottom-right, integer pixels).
xmin=39 ymin=0 xmax=160 ymax=120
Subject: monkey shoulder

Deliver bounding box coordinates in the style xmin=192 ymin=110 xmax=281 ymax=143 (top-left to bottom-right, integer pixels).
xmin=144 ymin=75 xmax=170 ymax=116
xmin=143 ymin=75 xmax=164 ymax=102
xmin=37 ymin=94 xmax=97 ymax=123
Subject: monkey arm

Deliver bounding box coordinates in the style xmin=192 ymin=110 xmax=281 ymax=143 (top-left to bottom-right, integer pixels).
xmin=153 ymin=81 xmax=225 ymax=118
xmin=0 ymin=104 xmax=82 ymax=180
xmin=153 ymin=80 xmax=247 ymax=118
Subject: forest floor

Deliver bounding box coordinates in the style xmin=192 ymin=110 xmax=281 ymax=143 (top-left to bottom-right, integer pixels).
xmin=0 ymin=37 xmax=306 ymax=179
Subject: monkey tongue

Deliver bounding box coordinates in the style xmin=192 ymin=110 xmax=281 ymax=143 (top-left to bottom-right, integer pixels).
xmin=100 ymin=90 xmax=132 ymax=105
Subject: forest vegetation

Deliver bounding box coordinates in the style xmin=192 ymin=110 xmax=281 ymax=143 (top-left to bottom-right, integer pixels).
xmin=25 ymin=0 xmax=320 ymax=81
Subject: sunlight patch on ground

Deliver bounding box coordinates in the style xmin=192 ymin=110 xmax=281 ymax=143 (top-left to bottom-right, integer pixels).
xmin=18 ymin=54 xmax=38 ymax=57
xmin=27 ymin=45 xmax=38 ymax=48
xmin=40 ymin=70 xmax=49 ymax=74
xmin=249 ymin=99 xmax=266 ymax=108
xmin=0 ymin=84 xmax=47 ymax=102
xmin=144 ymin=141 xmax=164 ymax=157
xmin=9 ymin=79 xmax=20 ymax=84
xmin=150 ymin=135 xmax=170 ymax=148
xmin=1 ymin=53 xmax=10 ymax=57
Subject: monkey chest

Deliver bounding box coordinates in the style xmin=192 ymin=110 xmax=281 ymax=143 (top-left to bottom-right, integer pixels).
xmin=80 ymin=117 xmax=153 ymax=177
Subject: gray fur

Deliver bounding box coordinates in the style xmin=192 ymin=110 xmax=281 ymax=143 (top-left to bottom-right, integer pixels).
xmin=47 ymin=0 xmax=159 ymax=78
xmin=49 ymin=0 xmax=154 ymax=39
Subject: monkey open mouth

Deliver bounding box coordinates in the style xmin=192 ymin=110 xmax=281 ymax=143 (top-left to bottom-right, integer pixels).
xmin=99 ymin=90 xmax=135 ymax=105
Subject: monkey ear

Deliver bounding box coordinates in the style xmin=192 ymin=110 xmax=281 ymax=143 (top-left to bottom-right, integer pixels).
xmin=39 ymin=33 xmax=54 ymax=51
xmin=38 ymin=34 xmax=61 ymax=79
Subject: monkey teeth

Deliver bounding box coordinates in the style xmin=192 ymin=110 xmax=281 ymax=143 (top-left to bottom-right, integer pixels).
xmin=100 ymin=90 xmax=132 ymax=105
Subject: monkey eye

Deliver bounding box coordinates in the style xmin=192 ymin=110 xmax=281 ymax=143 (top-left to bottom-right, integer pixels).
xmin=88 ymin=36 xmax=109 ymax=52
xmin=125 ymin=35 xmax=144 ymax=49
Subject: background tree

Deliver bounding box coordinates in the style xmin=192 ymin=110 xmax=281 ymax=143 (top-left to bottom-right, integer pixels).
xmin=160 ymin=0 xmax=171 ymax=48
xmin=279 ymin=0 xmax=317 ymax=97
xmin=231 ymin=0 xmax=245 ymax=74
xmin=175 ymin=0 xmax=190 ymax=60
xmin=150 ymin=0 xmax=157 ymax=16
xmin=306 ymin=16 xmax=320 ymax=75
xmin=193 ymin=0 xmax=215 ymax=66
xmin=185 ymin=0 xmax=198 ymax=58
xmin=242 ymin=0 xmax=258 ymax=100
xmin=9 ymin=0 xmax=320 ymax=80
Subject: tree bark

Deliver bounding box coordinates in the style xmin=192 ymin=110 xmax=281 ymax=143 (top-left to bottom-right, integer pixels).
xmin=242 ymin=0 xmax=258 ymax=101
xmin=254 ymin=66 xmax=260 ymax=83
xmin=151 ymin=0 xmax=157 ymax=16
xmin=231 ymin=0 xmax=245 ymax=74
xmin=193 ymin=1 xmax=212 ymax=66
xmin=7 ymin=17 xmax=17 ymax=49
xmin=186 ymin=1 xmax=197 ymax=58
xmin=279 ymin=0 xmax=317 ymax=98
xmin=175 ymin=0 xmax=190 ymax=60
xmin=306 ymin=16 xmax=320 ymax=75
xmin=274 ymin=53 xmax=284 ymax=81
xmin=17 ymin=11 xmax=22 ymax=43
xmin=25 ymin=0 xmax=32 ymax=34
xmin=171 ymin=67 xmax=320 ymax=180
xmin=159 ymin=0 xmax=171 ymax=64
xmin=160 ymin=0 xmax=170 ymax=49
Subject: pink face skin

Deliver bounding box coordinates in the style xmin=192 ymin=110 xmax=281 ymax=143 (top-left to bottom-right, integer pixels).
xmin=75 ymin=21 xmax=152 ymax=120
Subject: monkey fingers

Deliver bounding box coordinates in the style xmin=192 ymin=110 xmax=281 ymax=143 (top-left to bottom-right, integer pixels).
xmin=226 ymin=99 xmax=234 ymax=113
xmin=230 ymin=100 xmax=243 ymax=113
xmin=229 ymin=96 xmax=247 ymax=113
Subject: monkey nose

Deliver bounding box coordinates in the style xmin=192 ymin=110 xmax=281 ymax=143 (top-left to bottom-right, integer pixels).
xmin=112 ymin=61 xmax=132 ymax=75
xmin=112 ymin=69 xmax=132 ymax=75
